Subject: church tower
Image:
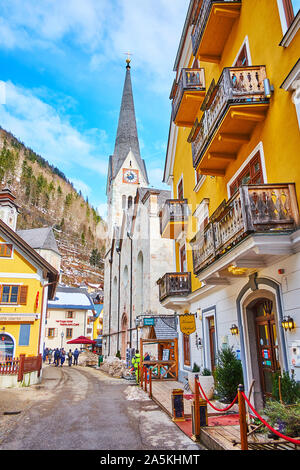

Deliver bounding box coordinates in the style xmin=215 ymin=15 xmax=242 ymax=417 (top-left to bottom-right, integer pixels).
xmin=106 ymin=59 xmax=149 ymax=240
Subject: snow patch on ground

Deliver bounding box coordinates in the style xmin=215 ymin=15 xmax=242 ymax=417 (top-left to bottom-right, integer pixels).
xmin=124 ymin=386 xmax=151 ymax=401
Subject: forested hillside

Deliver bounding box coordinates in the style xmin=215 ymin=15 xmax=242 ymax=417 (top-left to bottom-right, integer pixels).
xmin=0 ymin=127 xmax=107 ymax=286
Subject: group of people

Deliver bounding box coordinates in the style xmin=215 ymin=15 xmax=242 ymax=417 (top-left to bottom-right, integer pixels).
xmin=43 ymin=347 xmax=80 ymax=367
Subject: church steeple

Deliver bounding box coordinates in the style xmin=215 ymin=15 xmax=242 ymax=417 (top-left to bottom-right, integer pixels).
xmin=111 ymin=60 xmax=149 ymax=184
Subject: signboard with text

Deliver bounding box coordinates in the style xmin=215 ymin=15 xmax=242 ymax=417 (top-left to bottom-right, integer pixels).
xmin=179 ymin=314 xmax=196 ymax=335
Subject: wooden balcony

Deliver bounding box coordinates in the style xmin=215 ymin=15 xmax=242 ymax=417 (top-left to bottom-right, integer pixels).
xmin=157 ymin=272 xmax=192 ymax=303
xmin=160 ymin=199 xmax=189 ymax=239
xmin=190 ymin=65 xmax=270 ymax=176
xmin=171 ymin=68 xmax=206 ymax=127
xmin=191 ymin=184 xmax=300 ymax=276
xmin=192 ymin=0 xmax=242 ymax=62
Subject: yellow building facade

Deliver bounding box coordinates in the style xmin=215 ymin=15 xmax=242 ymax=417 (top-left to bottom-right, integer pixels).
xmin=0 ymin=191 xmax=59 ymax=360
xmin=161 ymin=0 xmax=300 ymax=408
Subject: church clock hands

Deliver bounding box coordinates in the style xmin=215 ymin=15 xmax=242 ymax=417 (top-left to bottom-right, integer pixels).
xmin=123 ymin=169 xmax=139 ymax=184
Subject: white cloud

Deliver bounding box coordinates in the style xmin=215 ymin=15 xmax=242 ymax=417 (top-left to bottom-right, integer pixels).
xmin=69 ymin=178 xmax=91 ymax=198
xmin=0 ymin=0 xmax=189 ymax=94
xmin=0 ymin=81 xmax=109 ymax=177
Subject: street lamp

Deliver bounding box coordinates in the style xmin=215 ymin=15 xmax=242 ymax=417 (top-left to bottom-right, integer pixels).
xmin=61 ymin=331 xmax=64 ymax=348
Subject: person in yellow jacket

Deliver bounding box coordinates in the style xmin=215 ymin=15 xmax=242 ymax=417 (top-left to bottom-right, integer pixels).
xmin=131 ymin=350 xmax=141 ymax=383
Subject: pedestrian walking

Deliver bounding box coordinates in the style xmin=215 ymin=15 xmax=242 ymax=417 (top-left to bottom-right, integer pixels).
xmin=131 ymin=350 xmax=141 ymax=383
xmin=60 ymin=348 xmax=66 ymax=367
xmin=48 ymin=349 xmax=53 ymax=364
xmin=67 ymin=349 xmax=73 ymax=367
xmin=43 ymin=348 xmax=48 ymax=362
xmin=54 ymin=348 xmax=60 ymax=367
xmin=73 ymin=348 xmax=79 ymax=365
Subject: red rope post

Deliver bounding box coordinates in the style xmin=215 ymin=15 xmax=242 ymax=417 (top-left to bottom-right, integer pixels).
xmin=238 ymin=384 xmax=248 ymax=450
xmin=149 ymin=368 xmax=152 ymax=398
xmin=193 ymin=376 xmax=201 ymax=440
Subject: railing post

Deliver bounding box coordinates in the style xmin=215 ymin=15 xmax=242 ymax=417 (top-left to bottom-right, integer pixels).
xmin=149 ymin=368 xmax=152 ymax=398
xmin=144 ymin=367 xmax=147 ymax=392
xmin=238 ymin=384 xmax=248 ymax=450
xmin=192 ymin=376 xmax=201 ymax=441
xmin=18 ymin=354 xmax=25 ymax=382
xmin=37 ymin=354 xmax=42 ymax=377
xmin=140 ymin=364 xmax=143 ymax=388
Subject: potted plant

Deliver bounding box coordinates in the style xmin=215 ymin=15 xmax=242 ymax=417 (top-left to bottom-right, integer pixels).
xmin=214 ymin=346 xmax=243 ymax=403
xmin=188 ymin=364 xmax=214 ymax=400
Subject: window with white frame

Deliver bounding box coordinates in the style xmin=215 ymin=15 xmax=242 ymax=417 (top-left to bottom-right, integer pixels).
xmin=278 ymin=0 xmax=300 ymax=33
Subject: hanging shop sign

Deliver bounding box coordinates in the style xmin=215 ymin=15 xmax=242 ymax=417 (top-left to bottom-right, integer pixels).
xmin=179 ymin=313 xmax=196 ymax=335
xmin=143 ymin=318 xmax=155 ymax=326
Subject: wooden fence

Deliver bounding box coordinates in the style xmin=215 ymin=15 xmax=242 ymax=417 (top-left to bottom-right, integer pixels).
xmin=0 ymin=354 xmax=42 ymax=382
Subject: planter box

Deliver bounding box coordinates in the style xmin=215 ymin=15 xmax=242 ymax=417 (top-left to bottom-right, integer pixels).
xmin=188 ymin=372 xmax=214 ymax=400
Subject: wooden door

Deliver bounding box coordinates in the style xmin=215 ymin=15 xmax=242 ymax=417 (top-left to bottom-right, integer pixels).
xmin=208 ymin=316 xmax=216 ymax=372
xmin=254 ymin=300 xmax=281 ymax=399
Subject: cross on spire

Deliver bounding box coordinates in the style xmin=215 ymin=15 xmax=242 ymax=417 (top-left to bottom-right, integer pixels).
xmin=124 ymin=51 xmax=133 ymax=68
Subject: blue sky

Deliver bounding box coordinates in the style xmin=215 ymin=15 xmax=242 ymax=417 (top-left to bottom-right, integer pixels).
xmin=0 ymin=0 xmax=189 ymax=218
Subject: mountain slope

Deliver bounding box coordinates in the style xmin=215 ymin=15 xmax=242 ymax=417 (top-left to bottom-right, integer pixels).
xmin=0 ymin=127 xmax=107 ymax=286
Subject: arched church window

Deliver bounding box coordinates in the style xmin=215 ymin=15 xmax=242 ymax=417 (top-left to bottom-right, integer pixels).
xmin=122 ymin=195 xmax=127 ymax=210
xmin=128 ymin=196 xmax=133 ymax=209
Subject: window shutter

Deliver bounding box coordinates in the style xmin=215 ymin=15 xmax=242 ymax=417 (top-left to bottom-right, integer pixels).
xmin=54 ymin=328 xmax=58 ymax=337
xmin=19 ymin=286 xmax=28 ymax=305
xmin=19 ymin=324 xmax=31 ymax=346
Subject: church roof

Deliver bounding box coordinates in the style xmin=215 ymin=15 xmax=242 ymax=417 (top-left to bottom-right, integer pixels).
xmin=17 ymin=227 xmax=60 ymax=255
xmin=109 ymin=62 xmax=149 ymax=185
xmin=137 ymin=187 xmax=171 ymax=208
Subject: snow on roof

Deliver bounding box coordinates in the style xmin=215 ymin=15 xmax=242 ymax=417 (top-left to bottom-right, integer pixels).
xmin=48 ymin=286 xmax=95 ymax=310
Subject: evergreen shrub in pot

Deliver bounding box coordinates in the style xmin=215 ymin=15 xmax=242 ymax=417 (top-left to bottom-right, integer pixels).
xmin=214 ymin=346 xmax=243 ymax=403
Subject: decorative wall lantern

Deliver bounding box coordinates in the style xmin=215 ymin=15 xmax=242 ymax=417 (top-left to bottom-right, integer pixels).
xmin=230 ymin=324 xmax=239 ymax=336
xmin=195 ymin=332 xmax=202 ymax=349
xmin=281 ymin=316 xmax=295 ymax=332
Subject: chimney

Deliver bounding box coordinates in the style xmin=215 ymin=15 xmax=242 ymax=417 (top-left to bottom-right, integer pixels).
xmin=0 ymin=187 xmax=19 ymax=231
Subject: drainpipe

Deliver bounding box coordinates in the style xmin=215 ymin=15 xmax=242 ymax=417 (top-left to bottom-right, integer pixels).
xmin=116 ymin=246 xmax=121 ymax=353
xmin=38 ymin=280 xmax=58 ymax=355
xmin=108 ymin=255 xmax=113 ymax=356
xmin=127 ymin=232 xmax=133 ymax=348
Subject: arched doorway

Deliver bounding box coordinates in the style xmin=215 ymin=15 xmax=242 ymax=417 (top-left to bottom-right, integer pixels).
xmin=0 ymin=333 xmax=15 ymax=361
xmin=244 ymin=292 xmax=282 ymax=408
xmin=121 ymin=313 xmax=128 ymax=360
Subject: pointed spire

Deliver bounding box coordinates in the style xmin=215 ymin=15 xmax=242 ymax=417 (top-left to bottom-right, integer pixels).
xmin=113 ymin=60 xmax=141 ymax=162
xmin=111 ymin=61 xmax=149 ymax=184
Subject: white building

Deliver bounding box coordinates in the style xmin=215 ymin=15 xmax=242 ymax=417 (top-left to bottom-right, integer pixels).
xmin=45 ymin=286 xmax=96 ymax=351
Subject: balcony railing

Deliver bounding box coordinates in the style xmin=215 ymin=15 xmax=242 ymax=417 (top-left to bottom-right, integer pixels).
xmin=192 ymin=0 xmax=242 ymax=58
xmin=192 ymin=184 xmax=300 ymax=274
xmin=158 ymin=272 xmax=192 ymax=302
xmin=160 ymin=199 xmax=189 ymax=238
xmin=191 ymin=65 xmax=268 ymax=168
xmin=171 ymin=68 xmax=205 ymax=124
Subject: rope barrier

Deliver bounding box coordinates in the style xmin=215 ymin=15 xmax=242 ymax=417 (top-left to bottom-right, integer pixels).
xmin=197 ymin=380 xmax=238 ymax=412
xmin=242 ymin=392 xmax=300 ymax=445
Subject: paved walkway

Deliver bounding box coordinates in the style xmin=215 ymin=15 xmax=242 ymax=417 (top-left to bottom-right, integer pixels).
xmin=0 ymin=364 xmax=205 ymax=451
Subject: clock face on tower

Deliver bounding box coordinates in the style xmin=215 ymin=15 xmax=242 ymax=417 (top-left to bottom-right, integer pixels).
xmin=123 ymin=168 xmax=139 ymax=184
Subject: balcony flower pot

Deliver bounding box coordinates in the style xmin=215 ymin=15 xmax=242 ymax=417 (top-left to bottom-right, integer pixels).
xmin=188 ymin=371 xmax=214 ymax=400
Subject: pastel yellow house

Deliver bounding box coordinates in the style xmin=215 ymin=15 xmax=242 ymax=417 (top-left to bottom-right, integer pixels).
xmin=160 ymin=0 xmax=300 ymax=409
xmin=0 ymin=187 xmax=59 ymax=361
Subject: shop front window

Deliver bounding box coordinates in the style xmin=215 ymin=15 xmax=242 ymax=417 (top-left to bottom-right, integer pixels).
xmin=0 ymin=334 xmax=14 ymax=361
